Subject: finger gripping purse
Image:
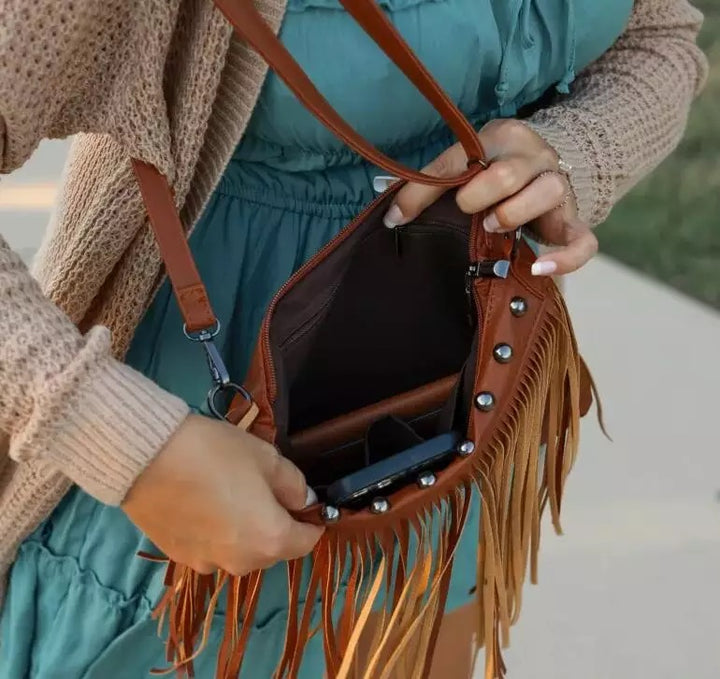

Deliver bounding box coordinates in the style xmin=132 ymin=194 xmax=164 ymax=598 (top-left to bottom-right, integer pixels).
xmin=131 ymin=0 xmax=600 ymax=676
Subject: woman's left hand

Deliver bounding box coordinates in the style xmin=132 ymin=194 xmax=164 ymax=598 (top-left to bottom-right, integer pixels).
xmin=383 ymin=118 xmax=598 ymax=276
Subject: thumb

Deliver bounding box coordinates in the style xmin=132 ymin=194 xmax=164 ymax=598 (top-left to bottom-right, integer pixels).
xmin=383 ymin=143 xmax=467 ymax=228
xmin=265 ymin=453 xmax=315 ymax=511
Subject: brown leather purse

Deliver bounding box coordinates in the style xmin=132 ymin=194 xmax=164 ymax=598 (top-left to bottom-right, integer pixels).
xmin=131 ymin=0 xmax=599 ymax=677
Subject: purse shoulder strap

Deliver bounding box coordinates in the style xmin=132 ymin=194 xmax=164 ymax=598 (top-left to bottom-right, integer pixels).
xmin=213 ymin=0 xmax=486 ymax=182
xmin=133 ymin=159 xmax=216 ymax=332
xmin=134 ymin=0 xmax=488 ymax=334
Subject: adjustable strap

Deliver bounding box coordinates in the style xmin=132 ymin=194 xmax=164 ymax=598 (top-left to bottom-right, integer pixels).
xmin=132 ymin=159 xmax=253 ymax=420
xmin=132 ymin=159 xmax=216 ymax=333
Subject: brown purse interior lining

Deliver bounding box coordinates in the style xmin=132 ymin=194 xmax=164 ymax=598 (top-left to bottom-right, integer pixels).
xmin=267 ymin=194 xmax=477 ymax=477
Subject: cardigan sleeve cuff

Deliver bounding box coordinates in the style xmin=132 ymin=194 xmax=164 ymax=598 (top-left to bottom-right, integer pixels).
xmin=522 ymin=118 xmax=600 ymax=226
xmin=9 ymin=326 xmax=190 ymax=506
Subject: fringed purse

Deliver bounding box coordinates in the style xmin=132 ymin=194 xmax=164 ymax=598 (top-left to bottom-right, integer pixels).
xmin=131 ymin=0 xmax=600 ymax=676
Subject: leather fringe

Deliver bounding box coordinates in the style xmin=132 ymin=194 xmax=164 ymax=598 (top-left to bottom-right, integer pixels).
xmin=150 ymin=285 xmax=582 ymax=679
xmin=473 ymin=284 xmax=581 ymax=679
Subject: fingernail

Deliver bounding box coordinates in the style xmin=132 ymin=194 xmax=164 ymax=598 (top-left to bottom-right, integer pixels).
xmin=305 ymin=486 xmax=318 ymax=507
xmin=383 ymin=204 xmax=406 ymax=229
xmin=531 ymin=261 xmax=558 ymax=276
xmin=483 ymin=213 xmax=500 ymax=232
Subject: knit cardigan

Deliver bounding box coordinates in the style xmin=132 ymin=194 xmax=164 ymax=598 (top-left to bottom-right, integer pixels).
xmin=0 ymin=0 xmax=708 ymax=596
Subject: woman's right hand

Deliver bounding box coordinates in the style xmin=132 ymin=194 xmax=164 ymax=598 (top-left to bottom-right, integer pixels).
xmin=121 ymin=414 xmax=324 ymax=575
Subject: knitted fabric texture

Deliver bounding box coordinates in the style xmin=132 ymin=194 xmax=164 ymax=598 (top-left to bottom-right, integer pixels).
xmin=0 ymin=0 xmax=708 ymax=599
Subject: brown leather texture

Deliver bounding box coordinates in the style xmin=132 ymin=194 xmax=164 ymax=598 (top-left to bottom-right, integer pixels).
xmin=216 ymin=187 xmax=591 ymax=679
xmin=226 ymin=185 xmax=588 ymax=527
xmin=132 ymin=160 xmax=216 ymax=332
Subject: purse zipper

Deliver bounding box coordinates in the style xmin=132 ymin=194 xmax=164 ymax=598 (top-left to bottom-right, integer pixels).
xmin=463 ymin=229 xmax=522 ymax=295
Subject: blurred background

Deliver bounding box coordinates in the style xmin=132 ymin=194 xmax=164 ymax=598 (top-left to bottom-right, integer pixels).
xmin=602 ymin=0 xmax=720 ymax=310
xmin=0 ymin=2 xmax=718 ymax=677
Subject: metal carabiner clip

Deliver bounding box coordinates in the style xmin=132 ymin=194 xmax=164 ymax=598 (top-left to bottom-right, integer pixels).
xmin=184 ymin=322 xmax=253 ymax=420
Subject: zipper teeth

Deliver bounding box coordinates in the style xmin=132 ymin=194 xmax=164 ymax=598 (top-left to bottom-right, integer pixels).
xmin=278 ymin=281 xmax=341 ymax=350
xmin=261 ymin=184 xmax=402 ymax=403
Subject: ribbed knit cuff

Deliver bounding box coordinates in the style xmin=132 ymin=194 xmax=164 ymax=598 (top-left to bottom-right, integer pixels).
xmin=10 ymin=327 xmax=189 ymax=505
xmin=521 ymin=119 xmax=598 ymax=225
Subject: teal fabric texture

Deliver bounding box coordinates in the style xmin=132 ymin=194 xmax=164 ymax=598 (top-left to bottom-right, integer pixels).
xmin=0 ymin=0 xmax=632 ymax=676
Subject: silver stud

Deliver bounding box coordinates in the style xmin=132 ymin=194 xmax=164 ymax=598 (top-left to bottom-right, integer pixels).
xmin=458 ymin=440 xmax=475 ymax=457
xmin=417 ymin=472 xmax=437 ymax=488
xmin=474 ymin=392 xmax=496 ymax=412
xmin=370 ymin=497 xmax=390 ymax=514
xmin=509 ymin=297 xmax=528 ymax=317
xmin=493 ymin=343 xmax=513 ymax=364
xmin=321 ymin=505 xmax=340 ymax=523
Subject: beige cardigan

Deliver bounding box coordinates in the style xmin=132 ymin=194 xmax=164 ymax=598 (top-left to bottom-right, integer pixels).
xmin=0 ymin=0 xmax=708 ymax=593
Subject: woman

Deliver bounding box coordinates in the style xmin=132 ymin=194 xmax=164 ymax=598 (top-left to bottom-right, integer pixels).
xmin=0 ymin=0 xmax=707 ymax=677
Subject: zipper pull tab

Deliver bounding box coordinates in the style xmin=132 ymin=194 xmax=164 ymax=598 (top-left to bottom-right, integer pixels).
xmin=373 ymin=175 xmax=399 ymax=193
xmin=465 ymin=259 xmax=512 ymax=323
xmin=493 ymin=260 xmax=511 ymax=278
xmin=465 ymin=259 xmax=511 ymax=284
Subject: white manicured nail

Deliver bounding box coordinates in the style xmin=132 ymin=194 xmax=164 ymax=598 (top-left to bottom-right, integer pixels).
xmin=383 ymin=204 xmax=405 ymax=229
xmin=531 ymin=260 xmax=558 ymax=276
xmin=483 ymin=213 xmax=501 ymax=232
xmin=305 ymin=486 xmax=318 ymax=507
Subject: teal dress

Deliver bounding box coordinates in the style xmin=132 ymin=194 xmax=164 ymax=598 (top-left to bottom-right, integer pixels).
xmin=0 ymin=1 xmax=632 ymax=676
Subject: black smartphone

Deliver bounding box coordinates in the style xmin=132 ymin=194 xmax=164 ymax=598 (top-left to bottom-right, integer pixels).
xmin=325 ymin=430 xmax=461 ymax=508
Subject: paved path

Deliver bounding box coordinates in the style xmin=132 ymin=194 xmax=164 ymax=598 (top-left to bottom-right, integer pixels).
xmin=2 ymin=140 xmax=719 ymax=678
xmin=499 ymin=258 xmax=720 ymax=678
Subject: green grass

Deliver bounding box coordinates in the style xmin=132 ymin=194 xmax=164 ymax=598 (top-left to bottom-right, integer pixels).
xmin=599 ymin=0 xmax=720 ymax=308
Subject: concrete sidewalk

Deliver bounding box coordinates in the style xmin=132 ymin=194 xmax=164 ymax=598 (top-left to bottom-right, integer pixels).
xmin=497 ymin=258 xmax=720 ymax=679
xmin=2 ymin=141 xmax=719 ymax=678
